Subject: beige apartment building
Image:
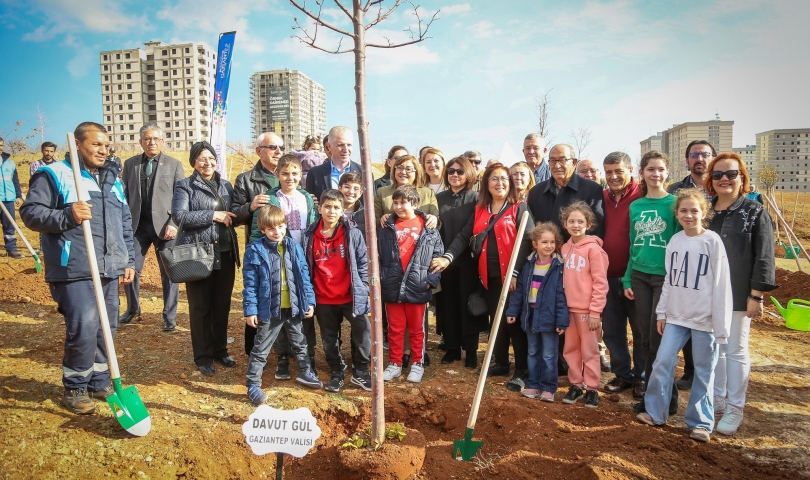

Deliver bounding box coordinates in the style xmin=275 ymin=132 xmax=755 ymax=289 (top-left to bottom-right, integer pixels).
xmin=660 ymin=117 xmax=734 ymax=182
xmin=250 ymin=69 xmax=326 ymax=150
xmin=640 ymin=133 xmax=662 ymax=157
xmin=733 ymin=145 xmax=758 ymax=184
xmin=100 ymin=41 xmax=217 ymax=152
xmin=755 ymin=129 xmax=810 ymax=191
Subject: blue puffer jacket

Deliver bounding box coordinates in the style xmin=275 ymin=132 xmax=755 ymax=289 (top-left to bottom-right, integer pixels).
xmin=378 ymin=210 xmax=443 ymax=304
xmin=302 ymin=217 xmax=370 ymax=317
xmin=242 ymin=236 xmax=315 ymax=322
xmin=20 ymin=159 xmax=135 ymax=282
xmin=505 ymin=253 xmax=569 ymax=333
xmin=171 ymin=171 xmax=240 ymax=270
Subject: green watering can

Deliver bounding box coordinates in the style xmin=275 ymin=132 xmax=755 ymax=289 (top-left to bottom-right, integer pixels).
xmin=771 ymin=297 xmax=810 ymax=332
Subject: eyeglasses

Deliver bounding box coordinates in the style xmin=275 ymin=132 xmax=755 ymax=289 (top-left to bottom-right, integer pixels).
xmin=394 ymin=166 xmax=416 ymax=174
xmin=710 ymin=170 xmax=740 ymax=180
xmin=488 ymin=176 xmax=510 ymax=184
xmin=196 ymin=156 xmax=217 ymax=165
xmin=259 ymin=144 xmax=285 ymax=151
xmin=141 ymin=137 xmax=162 ymax=144
xmin=578 ymin=168 xmax=598 ymax=174
xmin=548 ymin=157 xmax=571 ymax=166
xmin=689 ymin=151 xmax=713 ymax=159
xmin=447 ymin=167 xmax=465 ymax=176
xmin=523 ymin=146 xmax=542 ymax=152
xmin=511 ymin=172 xmax=529 ymax=178
xmin=469 ymin=159 xmax=482 ymax=165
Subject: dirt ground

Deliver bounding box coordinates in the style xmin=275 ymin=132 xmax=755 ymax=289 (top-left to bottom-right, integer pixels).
xmin=0 ymin=159 xmax=808 ymax=479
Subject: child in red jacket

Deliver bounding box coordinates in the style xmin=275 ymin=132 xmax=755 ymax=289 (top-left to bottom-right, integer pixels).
xmin=560 ymin=201 xmax=609 ymax=408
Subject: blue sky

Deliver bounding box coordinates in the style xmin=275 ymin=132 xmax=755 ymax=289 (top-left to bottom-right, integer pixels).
xmin=1 ymin=0 xmax=809 ymax=164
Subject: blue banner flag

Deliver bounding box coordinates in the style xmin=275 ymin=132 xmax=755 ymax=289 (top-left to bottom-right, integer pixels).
xmin=210 ymin=31 xmax=236 ymax=177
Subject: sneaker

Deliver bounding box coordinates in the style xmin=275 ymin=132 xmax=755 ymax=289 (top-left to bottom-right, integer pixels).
xmin=604 ymin=377 xmax=632 ymax=393
xmin=406 ymin=363 xmax=424 ymax=383
xmin=675 ymin=373 xmax=694 ymax=390
xmin=350 ymin=370 xmax=372 ymax=391
xmin=296 ymin=369 xmax=323 ymax=389
xmin=636 ymin=412 xmax=656 ymax=426
xmin=562 ymin=385 xmax=584 ymax=405
xmin=540 ymin=391 xmax=555 ymax=402
xmin=714 ymin=397 xmax=726 ymax=416
xmin=62 ymin=388 xmax=95 ymax=414
xmin=506 ymin=370 xmax=527 ymax=392
xmin=584 ymin=389 xmax=599 ymax=408
xmin=275 ymin=356 xmax=291 ymax=380
xmin=690 ymin=428 xmax=712 ymax=443
xmin=8 ymin=251 xmax=23 ymax=259
xmin=325 ymin=375 xmax=344 ymax=393
xmin=485 ymin=364 xmax=510 ymax=378
xmin=89 ymin=384 xmax=115 ymax=400
xmin=716 ymin=405 xmax=744 ymax=436
xmin=247 ymin=385 xmax=267 ymax=406
xmin=521 ymin=388 xmax=541 ymax=399
xmin=600 ymin=352 xmax=611 ymax=372
xmin=383 ymin=364 xmax=402 ymax=381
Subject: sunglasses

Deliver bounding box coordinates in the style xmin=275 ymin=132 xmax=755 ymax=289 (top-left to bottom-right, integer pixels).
xmin=259 ymin=144 xmax=285 ymax=151
xmin=446 ymin=167 xmax=465 ymax=176
xmin=710 ymin=170 xmax=739 ymax=180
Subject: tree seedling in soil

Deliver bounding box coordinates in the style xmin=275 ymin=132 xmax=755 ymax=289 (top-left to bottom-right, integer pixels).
xmin=385 ymin=423 xmax=407 ymax=442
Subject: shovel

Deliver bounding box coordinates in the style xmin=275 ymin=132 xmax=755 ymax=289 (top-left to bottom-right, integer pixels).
xmin=67 ymin=133 xmax=151 ymax=436
xmin=0 ymin=201 xmax=42 ymax=272
xmin=453 ymin=210 xmax=530 ymax=461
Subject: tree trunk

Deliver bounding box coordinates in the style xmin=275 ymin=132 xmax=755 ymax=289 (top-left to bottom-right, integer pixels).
xmin=353 ymin=0 xmax=385 ymax=446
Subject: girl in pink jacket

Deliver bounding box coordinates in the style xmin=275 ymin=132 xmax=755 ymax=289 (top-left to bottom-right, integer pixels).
xmin=560 ymin=201 xmax=609 ymax=408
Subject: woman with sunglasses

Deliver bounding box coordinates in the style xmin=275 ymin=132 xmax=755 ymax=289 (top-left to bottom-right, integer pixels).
xmin=705 ymin=153 xmax=777 ymax=436
xmin=434 ymin=157 xmax=486 ymax=367
xmin=431 ymin=163 xmax=534 ymax=390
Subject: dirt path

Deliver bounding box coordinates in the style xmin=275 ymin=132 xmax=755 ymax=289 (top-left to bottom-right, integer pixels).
xmin=0 ymin=249 xmax=808 ymax=479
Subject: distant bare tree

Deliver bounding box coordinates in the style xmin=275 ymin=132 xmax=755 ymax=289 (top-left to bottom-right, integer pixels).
xmin=570 ymin=126 xmax=592 ymax=159
xmin=288 ymin=0 xmax=439 ymax=446
xmin=35 ymin=105 xmax=47 ymax=145
xmin=535 ymin=88 xmax=553 ymax=141
xmin=226 ymin=140 xmax=254 ymax=181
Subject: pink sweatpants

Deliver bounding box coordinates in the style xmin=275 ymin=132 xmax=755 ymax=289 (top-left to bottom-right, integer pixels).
xmin=564 ymin=312 xmax=602 ymax=390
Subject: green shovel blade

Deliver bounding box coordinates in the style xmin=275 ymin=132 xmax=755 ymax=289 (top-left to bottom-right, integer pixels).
xmin=107 ymin=378 xmax=151 ymax=437
xmin=33 ymin=254 xmax=42 ymax=273
xmin=452 ymin=428 xmax=483 ymax=461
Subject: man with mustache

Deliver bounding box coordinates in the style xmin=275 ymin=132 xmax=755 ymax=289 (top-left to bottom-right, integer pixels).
xmin=665 ymin=139 xmax=716 ymax=391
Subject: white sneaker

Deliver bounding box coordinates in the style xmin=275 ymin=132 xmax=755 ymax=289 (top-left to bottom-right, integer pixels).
xmin=383 ymin=364 xmax=402 ymax=381
xmin=406 ymin=363 xmax=424 ymax=383
xmin=716 ymin=405 xmax=744 ymax=436
xmin=714 ymin=396 xmax=726 ymax=416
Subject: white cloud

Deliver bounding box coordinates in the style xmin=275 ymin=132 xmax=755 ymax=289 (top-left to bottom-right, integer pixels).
xmin=441 ymin=4 xmax=471 ymax=15
xmin=66 ymin=46 xmax=95 ymax=78
xmin=469 ymin=20 xmax=501 ymax=39
xmin=21 ymin=0 xmax=148 ymax=41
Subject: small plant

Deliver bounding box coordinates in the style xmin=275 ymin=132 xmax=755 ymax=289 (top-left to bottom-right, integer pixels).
xmin=342 ymin=432 xmax=370 ymax=450
xmin=385 ymin=423 xmax=407 ymax=442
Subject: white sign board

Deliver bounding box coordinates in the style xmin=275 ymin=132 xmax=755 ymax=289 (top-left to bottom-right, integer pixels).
xmin=242 ymin=405 xmax=322 ymax=458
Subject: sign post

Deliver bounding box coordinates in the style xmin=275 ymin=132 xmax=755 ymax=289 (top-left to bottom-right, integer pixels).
xmin=242 ymin=405 xmax=322 ymax=478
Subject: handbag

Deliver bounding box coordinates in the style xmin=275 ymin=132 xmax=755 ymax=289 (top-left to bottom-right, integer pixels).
xmin=159 ymin=213 xmax=215 ymax=283
xmin=467 ymin=288 xmax=488 ymax=316
xmin=469 ymin=203 xmax=511 ymax=258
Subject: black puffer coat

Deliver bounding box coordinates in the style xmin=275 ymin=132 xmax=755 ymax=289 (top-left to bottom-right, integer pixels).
xmin=378 ymin=210 xmax=444 ymax=304
xmin=171 ymin=171 xmax=240 ymax=270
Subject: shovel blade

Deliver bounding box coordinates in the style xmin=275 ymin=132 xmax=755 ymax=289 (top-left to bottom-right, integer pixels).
xmin=452 ymin=428 xmax=483 ymax=461
xmin=107 ymin=379 xmax=151 ymax=437
xmin=33 ymin=255 xmax=42 ymax=273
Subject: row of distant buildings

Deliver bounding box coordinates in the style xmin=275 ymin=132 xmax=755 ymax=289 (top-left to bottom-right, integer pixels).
xmin=640 ymin=116 xmax=809 ymax=191
xmin=99 ymin=41 xmax=327 ymax=153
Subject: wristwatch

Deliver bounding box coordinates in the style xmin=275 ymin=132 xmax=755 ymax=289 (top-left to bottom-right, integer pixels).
xmin=748 ymin=295 xmax=764 ymax=303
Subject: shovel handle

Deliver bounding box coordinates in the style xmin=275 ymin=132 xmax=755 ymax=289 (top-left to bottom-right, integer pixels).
xmin=465 ymin=210 xmax=531 ymax=431
xmin=66 ymin=133 xmax=121 ymax=381
xmin=0 ymin=200 xmax=39 ymax=258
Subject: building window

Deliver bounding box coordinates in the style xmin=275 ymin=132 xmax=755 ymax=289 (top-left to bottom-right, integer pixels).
xmin=119 ymin=115 xmax=124 ymax=120
xmin=128 ymin=114 xmax=134 ymax=120
xmin=187 ymin=89 xmax=191 ymax=95
xmin=172 ymin=70 xmax=177 ymax=75
xmin=106 ymin=105 xmax=110 ymax=111
xmin=165 ymin=122 xmax=171 ymax=128
xmin=185 ymin=58 xmax=190 ymax=64
xmin=104 ymin=65 xmax=108 ymax=71
xmin=173 ymin=80 xmax=178 ymax=86
xmin=172 ymin=48 xmax=176 ymax=54
xmin=175 ymin=131 xmax=180 ymax=137
xmin=164 ymin=92 xmax=169 ymax=97
xmin=164 ymin=101 xmax=170 ymax=107
xmin=129 ymin=125 xmax=134 ymax=130
xmin=116 ymin=53 xmax=121 ymax=60
xmin=162 ymin=49 xmax=168 ymax=56
xmin=127 ymin=94 xmax=132 ymax=99
xmin=130 ymin=134 xmax=135 ymax=141
xmin=165 ymin=112 xmax=170 ymax=118
xmin=106 ymin=115 xmax=111 ymax=121
xmin=173 ymin=100 xmax=179 ymax=106
xmin=188 ymin=110 xmax=193 ymax=116
xmin=186 ymin=79 xmax=191 ymax=85
xmin=172 ymin=59 xmax=177 ymax=65
xmin=187 ymin=100 xmax=192 ymax=105
xmin=163 ymin=71 xmax=169 ymax=77
xmin=105 ymin=85 xmax=109 ymax=91
xmin=125 ymin=63 xmax=131 ymax=69
xmin=103 ymin=54 xmax=108 ymax=61
xmin=175 ymin=121 xmax=180 ymax=127
xmin=126 ymin=84 xmax=132 ymax=89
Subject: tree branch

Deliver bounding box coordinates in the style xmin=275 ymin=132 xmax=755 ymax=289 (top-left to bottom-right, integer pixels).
xmin=333 ymin=0 xmax=354 ymax=22
xmin=367 ymin=0 xmax=438 ymax=48
xmin=365 ymin=0 xmax=402 ymax=29
xmin=290 ymin=0 xmax=356 ymax=38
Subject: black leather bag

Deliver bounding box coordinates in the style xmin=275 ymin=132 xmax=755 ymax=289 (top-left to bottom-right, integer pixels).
xmin=467 ymin=288 xmax=488 ymax=317
xmin=159 ymin=214 xmax=214 ymax=283
xmin=469 ymin=204 xmax=510 ymax=258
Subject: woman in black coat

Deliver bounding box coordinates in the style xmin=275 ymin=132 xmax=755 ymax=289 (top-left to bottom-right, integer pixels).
xmin=434 ymin=157 xmax=485 ymax=368
xmin=171 ymin=142 xmax=240 ymax=376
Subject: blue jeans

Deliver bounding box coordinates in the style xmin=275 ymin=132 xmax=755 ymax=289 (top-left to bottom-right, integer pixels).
xmin=245 ymin=308 xmax=310 ymax=387
xmin=526 ymin=331 xmax=559 ymax=392
xmin=1 ymin=201 xmax=17 ymax=253
xmin=644 ymin=324 xmax=719 ymax=432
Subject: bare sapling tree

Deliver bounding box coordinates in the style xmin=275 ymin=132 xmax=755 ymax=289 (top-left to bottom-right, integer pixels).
xmin=570 ymin=126 xmax=592 ymax=159
xmin=35 ymin=105 xmax=47 ymax=145
xmin=535 ymin=88 xmax=553 ymax=142
xmin=288 ymin=0 xmax=439 ymax=445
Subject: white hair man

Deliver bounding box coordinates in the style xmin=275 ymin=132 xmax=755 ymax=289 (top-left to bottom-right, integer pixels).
xmin=305 ymin=126 xmax=363 ymax=201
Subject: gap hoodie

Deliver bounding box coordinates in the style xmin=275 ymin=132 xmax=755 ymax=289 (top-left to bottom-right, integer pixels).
xmin=561 ymin=235 xmax=609 ymax=318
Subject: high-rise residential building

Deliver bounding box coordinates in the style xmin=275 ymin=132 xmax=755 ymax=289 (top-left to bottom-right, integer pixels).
xmin=659 ymin=116 xmax=734 ymax=181
xmin=754 ymin=128 xmax=810 ymax=191
xmin=250 ymin=69 xmax=326 ymax=150
xmin=640 ymin=133 xmax=662 ymax=157
xmin=100 ymin=40 xmax=217 ymax=152
xmin=733 ymin=144 xmax=758 ymax=184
